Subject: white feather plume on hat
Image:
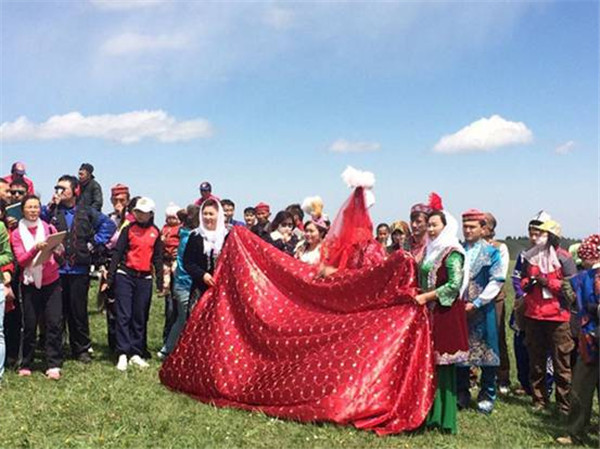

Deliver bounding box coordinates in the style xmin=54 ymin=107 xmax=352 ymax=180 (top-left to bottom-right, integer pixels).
xmin=341 ymin=166 xmax=376 ymax=208
xmin=341 ymin=166 xmax=375 ymax=189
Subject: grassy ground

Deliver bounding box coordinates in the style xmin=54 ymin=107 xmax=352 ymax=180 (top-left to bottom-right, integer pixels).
xmin=1 ymin=276 xmax=598 ymax=449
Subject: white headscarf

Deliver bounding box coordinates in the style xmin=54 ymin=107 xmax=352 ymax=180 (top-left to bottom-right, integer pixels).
xmin=423 ymin=210 xmax=470 ymax=296
xmin=18 ymin=218 xmax=46 ymax=288
xmin=523 ymin=234 xmax=561 ymax=275
xmin=196 ymin=200 xmax=228 ymax=256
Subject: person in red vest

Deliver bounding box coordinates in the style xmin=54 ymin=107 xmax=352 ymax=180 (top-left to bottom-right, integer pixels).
xmin=3 ymin=162 xmax=35 ymax=195
xmin=106 ymin=197 xmax=163 ymax=371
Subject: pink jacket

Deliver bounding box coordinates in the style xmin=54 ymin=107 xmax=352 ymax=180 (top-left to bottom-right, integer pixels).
xmin=11 ymin=221 xmax=60 ymax=287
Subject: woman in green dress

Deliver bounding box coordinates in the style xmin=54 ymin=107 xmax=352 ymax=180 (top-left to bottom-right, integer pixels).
xmin=415 ymin=204 xmax=469 ymax=434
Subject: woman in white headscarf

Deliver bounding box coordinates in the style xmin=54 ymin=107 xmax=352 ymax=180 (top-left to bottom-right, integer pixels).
xmin=413 ymin=193 xmax=469 ymax=435
xmin=182 ymin=199 xmax=229 ymax=315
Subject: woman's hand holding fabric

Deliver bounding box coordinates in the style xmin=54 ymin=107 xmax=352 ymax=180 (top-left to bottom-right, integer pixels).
xmin=203 ymin=272 xmax=216 ymax=287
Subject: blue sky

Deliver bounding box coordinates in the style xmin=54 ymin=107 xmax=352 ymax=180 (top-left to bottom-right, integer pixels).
xmin=1 ymin=0 xmax=598 ymax=238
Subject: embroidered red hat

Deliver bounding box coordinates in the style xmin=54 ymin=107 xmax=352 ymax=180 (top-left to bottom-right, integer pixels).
xmin=410 ymin=203 xmax=432 ymax=216
xmin=577 ymin=234 xmax=600 ymax=261
xmin=254 ymin=202 xmax=270 ymax=213
xmin=111 ymin=183 xmax=130 ymax=197
xmin=462 ymin=208 xmax=486 ymax=222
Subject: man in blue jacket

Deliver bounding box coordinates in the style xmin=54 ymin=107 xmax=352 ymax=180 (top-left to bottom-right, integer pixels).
xmin=44 ymin=175 xmax=116 ymax=363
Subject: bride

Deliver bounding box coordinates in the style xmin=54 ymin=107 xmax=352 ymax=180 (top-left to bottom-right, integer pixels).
xmin=160 ymin=167 xmax=435 ymax=435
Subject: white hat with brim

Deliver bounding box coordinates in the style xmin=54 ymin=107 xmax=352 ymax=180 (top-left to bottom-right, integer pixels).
xmin=134 ymin=197 xmax=155 ymax=214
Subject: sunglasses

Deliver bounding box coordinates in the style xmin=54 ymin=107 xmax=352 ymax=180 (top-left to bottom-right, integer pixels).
xmin=10 ymin=190 xmax=26 ymax=195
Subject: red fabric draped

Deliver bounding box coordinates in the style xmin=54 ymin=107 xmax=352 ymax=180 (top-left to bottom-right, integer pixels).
xmin=321 ymin=187 xmax=385 ymax=270
xmin=159 ymin=226 xmax=436 ymax=435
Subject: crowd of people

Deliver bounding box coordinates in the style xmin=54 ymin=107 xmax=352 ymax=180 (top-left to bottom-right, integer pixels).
xmin=0 ymin=162 xmax=597 ymax=444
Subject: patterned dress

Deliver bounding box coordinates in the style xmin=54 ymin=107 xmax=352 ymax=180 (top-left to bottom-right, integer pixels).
xmin=420 ymin=248 xmax=469 ymax=434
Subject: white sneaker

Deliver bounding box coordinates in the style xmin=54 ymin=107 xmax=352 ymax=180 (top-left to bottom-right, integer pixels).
xmin=116 ymin=354 xmax=128 ymax=371
xmin=129 ymin=355 xmax=149 ymax=368
xmin=157 ymin=351 xmax=166 ymax=361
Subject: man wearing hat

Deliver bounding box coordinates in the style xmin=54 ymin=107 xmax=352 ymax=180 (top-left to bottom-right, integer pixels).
xmin=3 ymin=161 xmax=35 ymax=195
xmin=408 ymin=202 xmax=431 ymax=264
xmin=482 ymin=212 xmax=511 ymax=395
xmin=251 ymin=202 xmax=271 ymax=241
xmin=457 ymin=208 xmax=505 ymax=414
xmin=78 ymin=163 xmax=103 ymax=211
xmin=98 ymin=183 xmax=132 ymax=351
xmin=194 ymin=181 xmax=219 ymax=207
xmin=519 ymin=218 xmax=577 ymax=417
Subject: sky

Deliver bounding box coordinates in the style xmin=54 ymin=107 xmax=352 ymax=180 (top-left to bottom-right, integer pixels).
xmin=0 ymin=0 xmax=598 ymax=239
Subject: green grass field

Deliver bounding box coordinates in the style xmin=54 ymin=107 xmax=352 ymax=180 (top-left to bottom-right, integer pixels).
xmin=1 ymin=275 xmax=597 ymax=449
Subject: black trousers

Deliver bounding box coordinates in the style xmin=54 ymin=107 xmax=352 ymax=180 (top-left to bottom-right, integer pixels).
xmin=115 ymin=273 xmax=152 ymax=357
xmin=21 ymin=281 xmax=63 ymax=369
xmin=97 ymin=288 xmax=117 ymax=353
xmin=61 ymin=274 xmax=91 ymax=357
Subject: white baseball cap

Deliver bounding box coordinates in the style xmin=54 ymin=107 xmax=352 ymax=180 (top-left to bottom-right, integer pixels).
xmin=134 ymin=197 xmax=155 ymax=213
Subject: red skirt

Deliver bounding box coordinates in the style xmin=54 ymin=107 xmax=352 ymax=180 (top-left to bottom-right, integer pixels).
xmin=431 ymin=299 xmax=469 ymax=365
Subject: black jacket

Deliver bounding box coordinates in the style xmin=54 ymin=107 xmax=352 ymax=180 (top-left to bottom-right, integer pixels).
xmin=78 ymin=176 xmax=103 ymax=211
xmin=47 ymin=204 xmax=116 ymax=269
xmin=183 ymin=231 xmax=226 ymax=294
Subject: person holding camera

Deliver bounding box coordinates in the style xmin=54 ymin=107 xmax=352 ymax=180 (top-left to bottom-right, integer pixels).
xmin=520 ymin=219 xmax=577 ymax=417
xmin=42 ymin=175 xmax=116 ymax=364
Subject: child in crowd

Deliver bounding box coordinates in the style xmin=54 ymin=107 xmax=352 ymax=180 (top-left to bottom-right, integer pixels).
xmin=160 ymin=203 xmax=181 ymax=343
xmin=243 ymin=207 xmax=256 ymax=228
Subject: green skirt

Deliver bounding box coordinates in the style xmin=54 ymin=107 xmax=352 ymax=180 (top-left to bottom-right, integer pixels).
xmin=425 ymin=364 xmax=458 ymax=434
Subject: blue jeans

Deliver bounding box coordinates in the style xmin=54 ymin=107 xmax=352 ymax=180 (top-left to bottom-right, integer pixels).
xmin=457 ymin=366 xmax=498 ymax=403
xmin=0 ymin=288 xmax=6 ymax=380
xmin=161 ymin=286 xmax=190 ymax=355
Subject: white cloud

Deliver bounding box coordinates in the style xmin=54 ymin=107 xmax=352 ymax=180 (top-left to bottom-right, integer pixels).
xmin=90 ymin=0 xmax=165 ymax=10
xmin=264 ymin=8 xmax=295 ymax=30
xmin=433 ymin=115 xmax=533 ymax=154
xmin=555 ymin=140 xmax=575 ymax=155
xmin=329 ymin=139 xmax=381 ymax=153
xmin=0 ymin=110 xmax=213 ymax=144
xmin=101 ymin=32 xmax=188 ymax=56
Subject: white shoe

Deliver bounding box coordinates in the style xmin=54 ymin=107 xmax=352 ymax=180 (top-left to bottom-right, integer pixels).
xmin=157 ymin=351 xmax=167 ymax=361
xmin=116 ymin=355 xmax=128 ymax=371
xmin=129 ymin=355 xmax=149 ymax=368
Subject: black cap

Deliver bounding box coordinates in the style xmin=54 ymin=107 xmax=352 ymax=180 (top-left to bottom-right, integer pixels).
xmin=79 ymin=163 xmax=94 ymax=174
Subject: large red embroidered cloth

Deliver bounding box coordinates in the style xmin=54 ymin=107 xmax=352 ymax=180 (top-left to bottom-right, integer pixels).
xmin=159 ymin=227 xmax=435 ymax=435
